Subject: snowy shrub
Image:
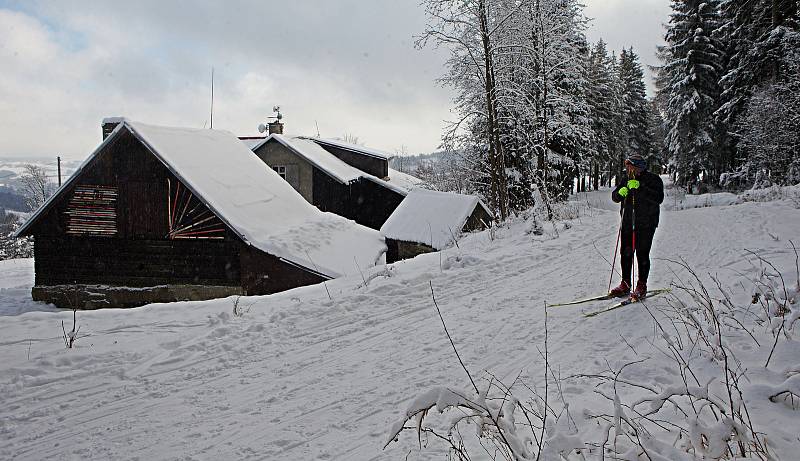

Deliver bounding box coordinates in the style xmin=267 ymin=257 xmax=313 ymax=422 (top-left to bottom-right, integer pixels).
xmin=61 ymin=309 xmax=81 ymax=349
xmin=0 ymin=210 xmax=32 ymax=260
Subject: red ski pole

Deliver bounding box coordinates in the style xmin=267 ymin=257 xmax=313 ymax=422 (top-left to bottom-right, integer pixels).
xmin=607 ymin=197 xmax=626 ymax=294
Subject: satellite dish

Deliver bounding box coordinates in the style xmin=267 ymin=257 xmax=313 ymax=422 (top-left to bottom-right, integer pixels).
xmin=258 ymin=123 xmax=266 ymax=134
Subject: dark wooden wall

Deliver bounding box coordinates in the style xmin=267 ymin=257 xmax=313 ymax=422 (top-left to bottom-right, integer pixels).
xmin=315 ymin=144 xmax=388 ymax=178
xmin=386 ymin=238 xmax=435 ymax=264
xmin=28 ymin=128 xmax=325 ymax=293
xmin=30 ymin=131 xmax=171 ymax=239
xmin=464 ymin=205 xmax=494 ymax=232
xmin=312 ymin=172 xmax=404 ymax=230
xmin=34 ymin=237 xmax=242 ymax=287
xmin=240 ymin=246 xmax=326 ymax=295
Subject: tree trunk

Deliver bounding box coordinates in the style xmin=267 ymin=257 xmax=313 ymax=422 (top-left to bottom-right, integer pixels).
xmin=479 ymin=0 xmax=508 ymax=220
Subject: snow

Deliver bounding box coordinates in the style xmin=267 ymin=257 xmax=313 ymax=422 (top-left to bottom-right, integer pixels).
xmin=17 ymin=120 xmax=386 ymax=278
xmin=238 ymin=137 xmax=266 ymax=150
xmin=268 ymin=134 xmax=363 ymax=184
xmin=380 ymin=188 xmax=486 ymax=249
xmin=2 ymin=183 xmax=800 ymax=460
xmin=101 ymin=116 xmax=126 ymax=125
xmin=386 ymin=168 xmax=422 ymax=192
xmin=250 ymin=135 xmax=412 ymax=195
xmin=304 ymin=136 xmax=393 ymax=160
xmin=0 ymin=259 xmax=58 ymax=316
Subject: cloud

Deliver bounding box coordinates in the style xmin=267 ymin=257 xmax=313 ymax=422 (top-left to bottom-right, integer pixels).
xmin=583 ymin=0 xmax=672 ymax=95
xmin=0 ymin=2 xmax=454 ymax=159
xmin=0 ymin=1 xmax=670 ymax=160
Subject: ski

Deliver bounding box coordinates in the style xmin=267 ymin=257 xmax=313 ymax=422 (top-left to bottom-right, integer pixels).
xmin=583 ymin=289 xmax=671 ymax=318
xmin=548 ymin=293 xmax=615 ymax=308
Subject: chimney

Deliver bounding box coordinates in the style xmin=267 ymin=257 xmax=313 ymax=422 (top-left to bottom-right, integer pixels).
xmin=268 ymin=120 xmax=284 ymax=135
xmin=102 ymin=117 xmax=125 ymax=140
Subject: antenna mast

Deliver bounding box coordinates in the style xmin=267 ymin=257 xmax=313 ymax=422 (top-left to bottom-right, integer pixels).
xmin=210 ymin=66 xmax=215 ymax=129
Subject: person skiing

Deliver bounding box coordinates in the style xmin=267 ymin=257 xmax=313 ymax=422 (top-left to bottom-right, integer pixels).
xmin=609 ymin=153 xmax=664 ymax=300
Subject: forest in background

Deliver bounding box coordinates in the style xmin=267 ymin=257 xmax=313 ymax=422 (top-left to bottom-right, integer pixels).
xmin=410 ymin=0 xmax=799 ymax=219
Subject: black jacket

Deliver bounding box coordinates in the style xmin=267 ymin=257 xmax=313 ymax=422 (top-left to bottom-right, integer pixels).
xmin=612 ymin=170 xmax=664 ymax=229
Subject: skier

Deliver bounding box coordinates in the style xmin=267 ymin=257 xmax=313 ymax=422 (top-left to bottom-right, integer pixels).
xmin=608 ymin=154 xmax=664 ymax=300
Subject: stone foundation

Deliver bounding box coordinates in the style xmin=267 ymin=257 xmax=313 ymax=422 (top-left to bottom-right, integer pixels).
xmin=32 ymin=284 xmax=244 ymax=309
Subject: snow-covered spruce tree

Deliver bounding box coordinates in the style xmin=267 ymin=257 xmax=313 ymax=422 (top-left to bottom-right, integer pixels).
xmin=617 ymin=48 xmax=654 ymax=183
xmin=585 ymin=39 xmax=621 ymax=190
xmin=738 ymin=43 xmax=800 ymax=186
xmin=648 ymin=98 xmax=668 ymax=175
xmin=658 ymin=0 xmax=725 ymax=189
xmin=716 ymin=0 xmax=800 ymax=188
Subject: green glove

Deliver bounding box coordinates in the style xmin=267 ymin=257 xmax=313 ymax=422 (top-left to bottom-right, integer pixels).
xmin=627 ymin=179 xmax=640 ymax=190
xmin=618 ymin=187 xmax=629 ymax=198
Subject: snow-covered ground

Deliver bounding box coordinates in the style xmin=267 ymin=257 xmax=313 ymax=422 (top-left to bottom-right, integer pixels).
xmin=1 ymin=184 xmax=799 ymax=460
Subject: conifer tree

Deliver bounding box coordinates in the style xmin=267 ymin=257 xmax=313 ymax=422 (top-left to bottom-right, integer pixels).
xmin=658 ymin=0 xmax=725 ymax=188
xmin=617 ymin=48 xmax=652 ymax=181
xmin=586 ymin=40 xmax=618 ymax=189
xmin=716 ymin=0 xmax=799 ymax=186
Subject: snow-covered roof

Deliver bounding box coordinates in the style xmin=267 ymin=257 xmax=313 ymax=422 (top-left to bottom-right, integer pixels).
xmin=16 ymin=120 xmax=386 ymax=278
xmin=238 ymin=137 xmax=266 ymax=150
xmin=252 ymin=135 xmax=413 ymax=197
xmin=102 ymin=116 xmax=126 ymax=125
xmin=265 ymin=135 xmax=364 ymax=185
xmin=386 ymin=168 xmax=422 ymax=192
xmin=380 ymin=189 xmax=489 ymax=250
xmin=303 ymin=137 xmax=393 ymax=160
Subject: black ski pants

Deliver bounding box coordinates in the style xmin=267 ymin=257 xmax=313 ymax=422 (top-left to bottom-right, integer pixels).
xmin=620 ymin=225 xmax=656 ymax=284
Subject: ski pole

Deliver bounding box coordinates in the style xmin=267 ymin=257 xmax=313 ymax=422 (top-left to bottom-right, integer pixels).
xmin=607 ymin=196 xmax=626 ymax=294
xmin=630 ymin=171 xmax=637 ymax=288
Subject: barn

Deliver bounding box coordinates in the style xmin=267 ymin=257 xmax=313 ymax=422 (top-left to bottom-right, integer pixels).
xmin=380 ymin=188 xmax=493 ymax=263
xmin=15 ymin=119 xmax=386 ymax=309
xmin=249 ymin=134 xmax=410 ymax=230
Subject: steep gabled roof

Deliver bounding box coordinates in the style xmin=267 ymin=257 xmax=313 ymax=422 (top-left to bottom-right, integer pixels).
xmin=265 ymin=134 xmax=363 ymax=184
xmin=17 ymin=120 xmax=386 ymax=278
xmin=252 ymin=134 xmax=412 ymax=196
xmin=380 ymin=188 xmax=491 ymax=250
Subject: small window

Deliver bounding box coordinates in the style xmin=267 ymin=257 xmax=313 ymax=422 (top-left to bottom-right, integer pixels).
xmin=273 ymin=165 xmax=287 ymax=179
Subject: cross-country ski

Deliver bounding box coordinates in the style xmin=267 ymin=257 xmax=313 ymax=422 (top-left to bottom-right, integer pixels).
xmin=583 ymin=288 xmax=672 ymax=317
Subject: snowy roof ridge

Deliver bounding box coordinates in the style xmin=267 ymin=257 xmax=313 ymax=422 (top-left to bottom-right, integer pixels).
xmin=380 ymin=188 xmax=488 ymax=250
xmin=17 ymin=120 xmax=386 ymax=278
xmin=251 ymin=135 xmax=411 ymax=196
xmin=386 ymin=168 xmax=422 ymax=192
xmin=268 ymin=134 xmax=363 ymax=184
xmin=303 ymin=137 xmax=393 ymax=160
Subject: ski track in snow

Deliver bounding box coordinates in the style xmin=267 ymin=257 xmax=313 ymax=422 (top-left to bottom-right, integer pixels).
xmin=1 ymin=189 xmax=799 ymax=460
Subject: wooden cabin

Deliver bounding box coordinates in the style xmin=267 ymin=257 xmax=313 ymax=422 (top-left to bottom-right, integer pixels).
xmin=380 ymin=188 xmax=493 ymax=263
xmin=15 ymin=119 xmax=386 ymax=309
xmin=249 ymin=135 xmax=409 ymax=230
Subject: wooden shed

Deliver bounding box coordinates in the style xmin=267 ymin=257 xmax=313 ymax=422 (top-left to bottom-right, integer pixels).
xmin=380 ymin=188 xmax=493 ymax=263
xmin=15 ymin=119 xmax=386 ymax=309
xmin=250 ymin=135 xmax=409 ymax=230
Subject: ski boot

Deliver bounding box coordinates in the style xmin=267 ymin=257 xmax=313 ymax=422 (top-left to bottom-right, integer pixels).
xmin=609 ymin=280 xmax=631 ymax=298
xmin=630 ymin=280 xmax=647 ymax=301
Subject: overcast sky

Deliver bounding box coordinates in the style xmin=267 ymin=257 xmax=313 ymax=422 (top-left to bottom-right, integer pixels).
xmin=0 ymin=0 xmax=670 ymax=160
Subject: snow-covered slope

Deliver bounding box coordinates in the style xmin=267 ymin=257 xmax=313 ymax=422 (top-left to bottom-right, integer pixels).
xmin=1 ymin=186 xmax=799 ymax=460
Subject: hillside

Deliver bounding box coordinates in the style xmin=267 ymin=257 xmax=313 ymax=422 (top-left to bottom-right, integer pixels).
xmin=1 ymin=181 xmax=799 ymax=460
